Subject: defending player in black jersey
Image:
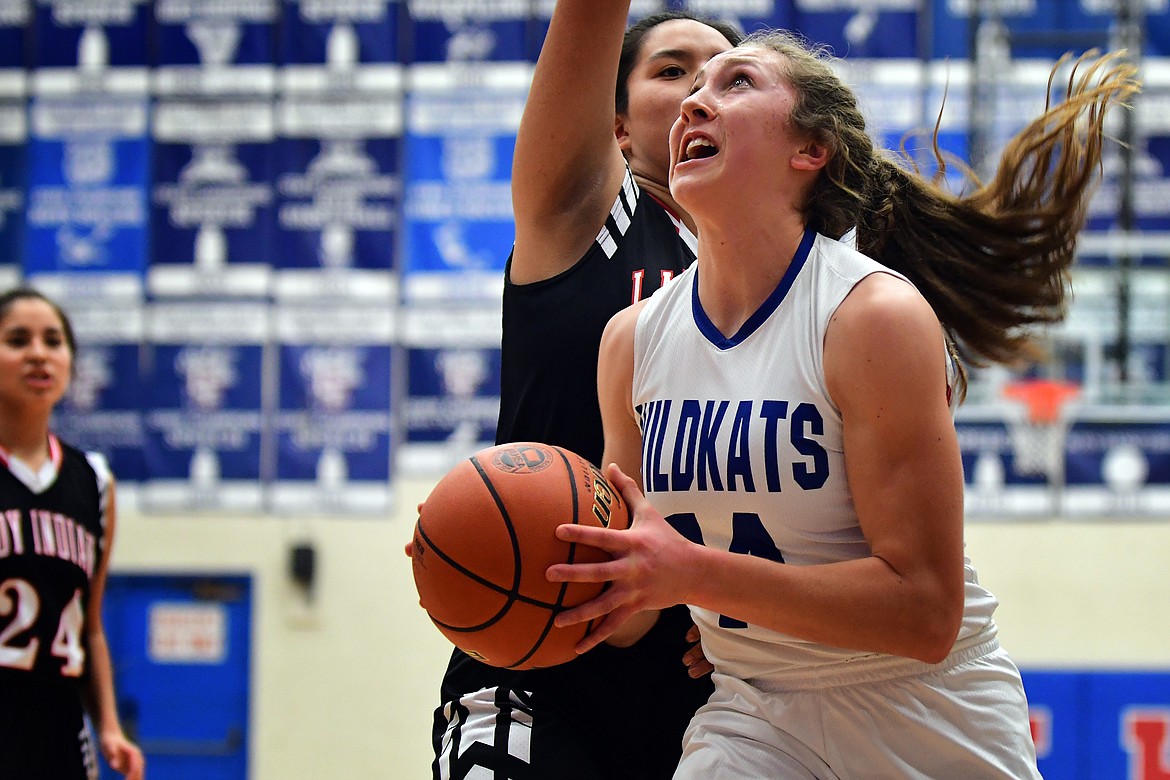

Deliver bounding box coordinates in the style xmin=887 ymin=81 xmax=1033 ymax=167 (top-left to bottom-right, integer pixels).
xmin=425 ymin=3 xmax=743 ymax=779
xmin=0 ymin=288 xmax=144 ymax=780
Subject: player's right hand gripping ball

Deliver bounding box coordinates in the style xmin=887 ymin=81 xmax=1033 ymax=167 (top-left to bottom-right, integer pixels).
xmin=411 ymin=442 xmax=629 ymax=669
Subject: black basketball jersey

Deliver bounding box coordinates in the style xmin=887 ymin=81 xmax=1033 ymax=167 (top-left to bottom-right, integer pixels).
xmin=496 ymin=167 xmax=696 ymax=466
xmin=0 ymin=436 xmax=107 ymax=691
xmin=439 ymin=169 xmax=712 ymax=779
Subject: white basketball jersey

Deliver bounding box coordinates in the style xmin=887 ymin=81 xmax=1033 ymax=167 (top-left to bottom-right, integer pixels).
xmin=633 ymin=229 xmax=999 ymax=685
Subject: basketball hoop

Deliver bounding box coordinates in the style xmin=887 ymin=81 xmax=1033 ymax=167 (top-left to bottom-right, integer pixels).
xmin=1001 ymin=379 xmax=1079 ymax=478
xmin=1003 ymin=379 xmax=1080 ymax=425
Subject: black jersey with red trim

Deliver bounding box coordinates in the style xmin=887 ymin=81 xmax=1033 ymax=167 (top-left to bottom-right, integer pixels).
xmin=436 ymin=169 xmax=711 ymax=779
xmin=495 ymin=168 xmax=696 ymax=467
xmin=0 ymin=438 xmax=107 ymax=691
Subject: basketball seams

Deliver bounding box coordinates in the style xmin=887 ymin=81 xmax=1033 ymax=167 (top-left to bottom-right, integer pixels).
xmin=413 ymin=442 xmax=626 ymax=669
xmin=504 ymin=446 xmax=586 ymax=669
xmin=470 ymin=454 xmax=525 ymax=598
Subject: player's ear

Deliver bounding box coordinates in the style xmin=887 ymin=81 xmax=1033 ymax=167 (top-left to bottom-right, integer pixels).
xmin=615 ymin=114 xmax=632 ymax=154
xmin=791 ymin=140 xmax=830 ymax=171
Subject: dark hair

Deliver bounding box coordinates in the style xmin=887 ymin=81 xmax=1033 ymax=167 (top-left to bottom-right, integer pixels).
xmin=743 ymin=30 xmax=1140 ymax=387
xmin=616 ymin=12 xmax=744 ymax=115
xmin=0 ymin=287 xmax=78 ymax=358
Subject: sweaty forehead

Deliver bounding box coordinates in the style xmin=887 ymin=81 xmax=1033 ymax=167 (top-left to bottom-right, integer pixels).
xmin=696 ymin=46 xmax=787 ymax=85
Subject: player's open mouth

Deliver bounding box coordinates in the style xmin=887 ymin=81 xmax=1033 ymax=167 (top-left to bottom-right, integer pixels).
xmin=683 ymin=136 xmax=718 ymax=161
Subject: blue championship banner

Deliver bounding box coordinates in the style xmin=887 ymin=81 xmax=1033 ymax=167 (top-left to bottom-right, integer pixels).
xmin=24 ymin=94 xmax=150 ymax=300
xmin=280 ymin=0 xmax=402 ymax=78
xmin=30 ymin=0 xmax=150 ymax=94
xmin=399 ymin=303 xmax=500 ymax=476
xmin=23 ymin=0 xmax=151 ymax=299
xmin=272 ymin=94 xmax=401 ymax=301
xmin=270 ymin=304 xmax=395 ymax=514
xmin=400 ymin=71 xmax=525 ymax=300
xmin=790 ymin=0 xmax=917 ymax=58
xmin=0 ymin=0 xmax=21 ymax=292
xmin=141 ymin=302 xmax=270 ymax=513
xmin=149 ymin=99 xmax=276 ymax=297
xmin=51 ymin=301 xmax=147 ymax=512
xmin=404 ymin=0 xmax=530 ymax=63
xmin=274 ymin=0 xmax=405 ymax=301
xmin=0 ymin=0 xmax=27 ymax=98
xmin=0 ymin=100 xmax=24 ymax=292
xmin=151 ymin=0 xmax=279 ymax=96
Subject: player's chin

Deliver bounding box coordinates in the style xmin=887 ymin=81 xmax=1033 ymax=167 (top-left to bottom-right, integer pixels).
xmin=669 ymin=167 xmax=714 ymax=210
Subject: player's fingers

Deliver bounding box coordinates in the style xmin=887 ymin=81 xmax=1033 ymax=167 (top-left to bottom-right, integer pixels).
xmin=687 ymin=657 xmax=714 ymax=678
xmin=126 ymin=750 xmax=145 ymax=780
xmin=605 ymin=463 xmax=645 ymax=506
xmin=574 ymin=608 xmax=635 ymax=654
xmin=685 ymin=623 xmax=701 ymax=643
xmin=682 ymin=642 xmax=701 ymax=666
xmin=554 ymin=522 xmax=622 ymax=550
xmin=546 ymin=558 xmax=618 ymax=584
xmin=553 ymin=585 xmax=626 ymax=627
xmin=605 ymin=463 xmax=661 ymax=527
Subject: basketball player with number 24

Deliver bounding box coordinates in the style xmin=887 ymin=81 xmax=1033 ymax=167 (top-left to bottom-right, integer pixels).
xmin=548 ymin=32 xmax=1139 ymax=778
xmin=0 ymin=288 xmax=144 ymax=780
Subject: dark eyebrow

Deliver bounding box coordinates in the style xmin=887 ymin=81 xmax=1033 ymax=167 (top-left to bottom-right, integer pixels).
xmin=645 ymin=48 xmax=693 ymax=64
xmin=2 ymin=325 xmax=60 ymax=336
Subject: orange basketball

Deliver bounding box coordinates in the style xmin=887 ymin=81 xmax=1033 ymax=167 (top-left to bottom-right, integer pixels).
xmin=410 ymin=442 xmax=629 ymax=670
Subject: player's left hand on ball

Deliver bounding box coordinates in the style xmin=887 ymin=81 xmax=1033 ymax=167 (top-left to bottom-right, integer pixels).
xmin=546 ymin=463 xmax=697 ymax=653
xmin=404 ymin=502 xmax=426 ymax=557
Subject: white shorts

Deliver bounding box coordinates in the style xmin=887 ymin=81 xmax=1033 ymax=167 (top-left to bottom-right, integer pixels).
xmin=675 ymin=643 xmax=1041 ymax=780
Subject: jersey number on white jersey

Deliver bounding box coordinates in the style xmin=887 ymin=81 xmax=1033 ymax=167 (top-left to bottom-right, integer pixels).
xmin=667 ymin=511 xmax=785 ymax=629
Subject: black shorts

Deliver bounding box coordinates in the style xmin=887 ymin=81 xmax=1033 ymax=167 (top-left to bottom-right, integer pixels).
xmin=0 ymin=684 xmax=97 ymax=780
xmin=432 ymin=605 xmax=713 ymax=780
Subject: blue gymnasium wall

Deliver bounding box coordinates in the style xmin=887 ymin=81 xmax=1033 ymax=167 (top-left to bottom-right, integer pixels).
xmin=1023 ymin=670 xmax=1170 ymax=780
xmin=3 ymin=0 xmax=1170 ymax=513
xmin=2 ymin=4 xmax=1169 ymax=775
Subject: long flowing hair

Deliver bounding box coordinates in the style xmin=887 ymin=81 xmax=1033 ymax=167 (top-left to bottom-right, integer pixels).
xmin=746 ymin=30 xmax=1141 ymax=384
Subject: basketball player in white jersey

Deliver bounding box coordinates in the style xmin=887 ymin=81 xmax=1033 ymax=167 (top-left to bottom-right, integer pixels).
xmin=547 ymin=32 xmax=1139 ymax=778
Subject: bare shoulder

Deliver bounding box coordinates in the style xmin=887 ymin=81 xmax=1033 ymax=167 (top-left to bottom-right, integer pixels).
xmin=832 ymin=272 xmax=938 ymax=346
xmin=598 ymin=298 xmax=651 ymax=386
xmin=826 ymin=272 xmax=948 ymax=413
xmin=600 ymin=297 xmax=649 ymax=352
